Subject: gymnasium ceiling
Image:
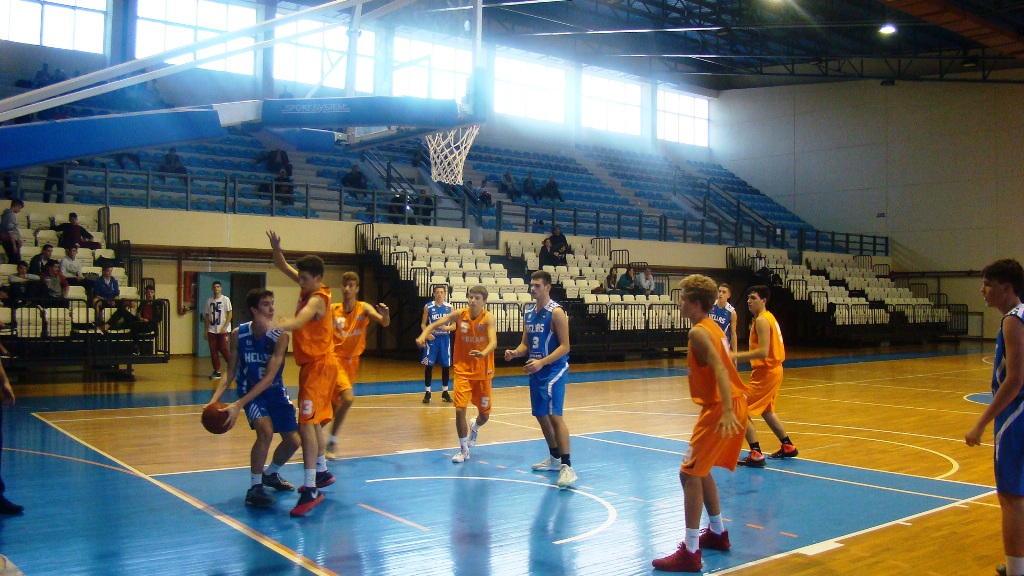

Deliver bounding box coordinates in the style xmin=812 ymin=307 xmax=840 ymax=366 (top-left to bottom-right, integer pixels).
xmin=285 ymin=0 xmax=1024 ymax=91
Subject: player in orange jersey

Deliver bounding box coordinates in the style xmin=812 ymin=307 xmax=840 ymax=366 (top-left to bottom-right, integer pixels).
xmin=731 ymin=285 xmax=797 ymax=468
xmin=416 ymin=285 xmax=496 ymax=463
xmin=652 ymin=274 xmax=746 ymax=573
xmin=267 ymin=230 xmax=338 ymax=517
xmin=324 ymin=271 xmax=389 ymax=460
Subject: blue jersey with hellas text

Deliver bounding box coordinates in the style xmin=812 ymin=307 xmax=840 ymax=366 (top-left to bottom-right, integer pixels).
xmin=426 ymin=302 xmax=453 ymax=339
xmin=236 ymin=322 xmax=286 ymax=396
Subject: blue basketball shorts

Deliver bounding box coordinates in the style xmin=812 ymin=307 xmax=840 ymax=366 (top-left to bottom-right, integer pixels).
xmin=244 ymin=386 xmax=298 ymax=433
xmin=421 ymin=337 xmax=452 ymax=367
xmin=995 ymin=399 xmax=1024 ymax=495
xmin=529 ymin=363 xmax=569 ymax=417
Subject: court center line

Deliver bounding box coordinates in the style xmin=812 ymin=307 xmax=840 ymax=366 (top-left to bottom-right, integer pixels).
xmin=357 ymin=503 xmax=430 ymax=531
xmin=33 ymin=414 xmax=339 ymax=576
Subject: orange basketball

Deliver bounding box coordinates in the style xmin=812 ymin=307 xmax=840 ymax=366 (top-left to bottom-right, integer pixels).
xmin=201 ymin=402 xmax=232 ymax=434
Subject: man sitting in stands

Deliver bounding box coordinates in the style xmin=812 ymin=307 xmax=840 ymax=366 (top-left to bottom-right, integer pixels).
xmin=636 ymin=266 xmax=660 ymax=296
xmin=475 ymin=179 xmax=492 ymax=208
xmin=38 ymin=259 xmax=70 ymax=306
xmin=27 ymin=244 xmax=54 ymax=276
xmin=340 ymin=165 xmax=369 ymax=199
xmin=542 ymin=177 xmax=563 ymax=202
xmin=40 ymin=212 xmax=101 ymax=251
xmin=60 ymin=244 xmax=90 ymax=291
xmin=499 ymin=169 xmax=519 ymax=202
xmin=5 ymin=261 xmax=38 ymax=306
xmin=256 ymin=149 xmax=292 ymax=177
xmin=549 ymin=226 xmax=571 ymax=265
xmin=539 ymin=238 xmax=559 ymax=269
xmin=91 ymin=263 xmax=120 ymax=328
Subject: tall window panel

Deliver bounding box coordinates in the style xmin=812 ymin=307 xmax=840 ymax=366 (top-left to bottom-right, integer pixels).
xmin=0 ymin=0 xmax=105 ymax=54
xmin=581 ymin=73 xmax=642 ymax=136
xmin=392 ymin=36 xmax=471 ymax=101
xmin=136 ymin=0 xmax=256 ymax=75
xmin=657 ymin=88 xmax=709 ymax=147
xmin=493 ymin=55 xmax=564 ymax=124
xmin=272 ymin=18 xmax=374 ymax=92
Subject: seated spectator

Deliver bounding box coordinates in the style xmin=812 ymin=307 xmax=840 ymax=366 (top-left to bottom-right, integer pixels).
xmin=34 ymin=63 xmax=52 ymax=88
xmin=157 ymin=148 xmax=188 ymax=183
xmin=539 ymin=238 xmax=559 ymax=268
xmin=38 ymin=259 xmax=70 ymax=305
xmin=6 ymin=261 xmax=39 ymax=306
xmin=340 ymin=165 xmax=369 ymax=199
xmin=499 ymin=169 xmax=519 ymax=202
xmin=388 ymin=193 xmax=410 ymax=224
xmin=549 ymin=225 xmax=571 ymax=265
xmin=599 ymin=269 xmax=618 ymax=293
xmin=256 ymin=149 xmax=292 ymax=177
xmin=136 ymin=285 xmax=161 ymax=332
xmin=60 ymin=245 xmax=90 ymax=291
xmin=113 ymin=152 xmax=141 ymax=170
xmin=523 ymin=172 xmax=539 ymax=203
xmin=28 ymin=244 xmax=54 ymax=276
xmin=91 ymin=263 xmax=120 ymax=325
xmin=273 ymin=169 xmax=294 ymax=206
xmin=616 ymin=267 xmax=643 ymax=295
xmin=414 ymin=189 xmax=434 ymax=225
xmin=475 ymin=178 xmax=492 ymax=207
xmin=542 ymin=176 xmax=564 ymax=202
xmin=636 ymin=266 xmax=660 ymax=296
xmin=0 ymin=199 xmax=24 ymax=264
xmin=40 ymin=212 xmax=102 ymax=251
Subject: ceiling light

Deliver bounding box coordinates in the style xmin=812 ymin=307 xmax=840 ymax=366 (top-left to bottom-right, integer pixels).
xmin=879 ymin=23 xmax=897 ymax=34
xmin=961 ymin=55 xmax=980 ymax=68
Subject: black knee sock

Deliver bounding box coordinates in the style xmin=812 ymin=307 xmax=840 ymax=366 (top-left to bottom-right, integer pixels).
xmin=424 ymin=366 xmax=432 ymax=390
xmin=749 ymin=441 xmax=761 ymax=453
xmin=441 ymin=366 xmax=450 ymax=391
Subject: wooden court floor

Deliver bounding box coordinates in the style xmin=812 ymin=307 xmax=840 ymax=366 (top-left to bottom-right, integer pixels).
xmin=0 ymin=341 xmax=1006 ymax=575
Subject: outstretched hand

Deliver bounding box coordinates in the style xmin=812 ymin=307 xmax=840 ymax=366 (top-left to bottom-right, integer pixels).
xmin=267 ymin=230 xmax=282 ymax=251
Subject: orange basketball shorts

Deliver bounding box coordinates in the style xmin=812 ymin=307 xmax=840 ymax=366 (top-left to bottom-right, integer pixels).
xmin=746 ymin=366 xmax=784 ymax=417
xmin=453 ymin=374 xmax=492 ymax=414
xmin=297 ymin=356 xmax=339 ymax=426
xmin=681 ymin=394 xmax=749 ymax=477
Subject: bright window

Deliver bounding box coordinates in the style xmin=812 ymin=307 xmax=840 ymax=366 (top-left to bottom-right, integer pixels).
xmin=0 ymin=0 xmax=105 ymax=54
xmin=393 ymin=36 xmax=471 ymax=101
xmin=272 ymin=16 xmax=374 ymax=93
xmin=135 ymin=0 xmax=256 ymax=75
xmin=581 ymin=72 xmax=642 ymax=136
xmin=657 ymin=88 xmax=709 ymax=147
xmin=494 ymin=55 xmax=564 ymax=124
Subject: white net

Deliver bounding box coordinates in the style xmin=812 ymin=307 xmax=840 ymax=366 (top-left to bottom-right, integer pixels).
xmin=425 ymin=124 xmax=480 ymax=186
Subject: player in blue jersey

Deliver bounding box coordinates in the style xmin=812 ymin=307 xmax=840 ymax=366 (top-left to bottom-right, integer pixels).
xmin=207 ymin=288 xmax=300 ymax=508
xmin=709 ymin=283 xmax=738 ymax=359
xmin=967 ymin=259 xmax=1024 ymax=576
xmin=505 ymin=270 xmax=576 ymax=489
xmin=421 ymin=285 xmax=455 ymax=404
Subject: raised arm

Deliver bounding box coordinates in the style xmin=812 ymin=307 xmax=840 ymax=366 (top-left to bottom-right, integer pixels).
xmin=266 ymin=230 xmax=299 ymax=283
xmin=364 ymin=301 xmax=391 ymax=328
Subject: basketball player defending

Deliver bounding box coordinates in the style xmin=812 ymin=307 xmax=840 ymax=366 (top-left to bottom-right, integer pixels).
xmin=653 ymin=275 xmax=747 ymax=572
xmin=324 ymin=271 xmax=390 ymax=460
xmin=505 ymin=271 xmax=576 ymax=489
xmin=966 ymin=259 xmax=1024 ymax=576
xmin=267 ymin=230 xmax=337 ymax=517
xmin=732 ymin=285 xmax=798 ymax=468
xmin=207 ymin=289 xmax=300 ymax=508
xmin=417 ymin=285 xmax=496 ymax=463
xmin=421 ymin=285 xmax=455 ymax=404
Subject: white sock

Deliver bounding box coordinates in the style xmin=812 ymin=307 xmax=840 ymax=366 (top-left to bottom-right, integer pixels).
xmin=470 ymin=419 xmax=481 ymax=432
xmin=684 ymin=528 xmax=700 ymax=551
xmin=1008 ymin=556 xmax=1024 ymax=576
xmin=316 ymin=455 xmax=327 ymax=472
xmin=329 ymin=435 xmax=338 ymax=444
xmin=709 ymin=514 xmax=725 ymax=534
xmin=304 ymin=468 xmax=316 ymax=488
xmin=459 ymin=437 xmax=468 ymax=452
xmin=442 ymin=385 xmax=449 ymax=391
xmin=264 ymin=463 xmax=280 ymax=475
xmin=251 ymin=473 xmax=262 ymax=487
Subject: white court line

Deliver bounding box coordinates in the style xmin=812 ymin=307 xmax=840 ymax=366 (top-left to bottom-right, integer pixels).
xmin=34 ymin=414 xmax=338 ymax=576
xmin=785 ymin=419 xmax=993 ymax=448
xmin=781 ymin=393 xmax=982 ymax=415
xmin=364 ymin=476 xmax=617 ymax=545
xmin=792 ymin=432 xmax=961 ymax=478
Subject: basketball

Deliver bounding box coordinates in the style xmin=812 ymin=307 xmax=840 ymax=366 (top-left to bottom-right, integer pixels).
xmin=201 ymin=402 xmax=232 ymax=434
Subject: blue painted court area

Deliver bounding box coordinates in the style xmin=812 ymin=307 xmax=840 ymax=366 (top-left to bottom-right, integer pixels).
xmin=1 ymin=431 xmax=983 ymax=575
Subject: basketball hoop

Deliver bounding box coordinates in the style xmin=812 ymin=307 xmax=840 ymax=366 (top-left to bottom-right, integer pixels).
xmin=425 ymin=124 xmax=480 ymax=186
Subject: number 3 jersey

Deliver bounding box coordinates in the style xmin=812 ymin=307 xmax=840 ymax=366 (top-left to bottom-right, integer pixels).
xmin=236 ymin=321 xmax=287 ymax=398
xmin=525 ymin=300 xmax=569 ymax=379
